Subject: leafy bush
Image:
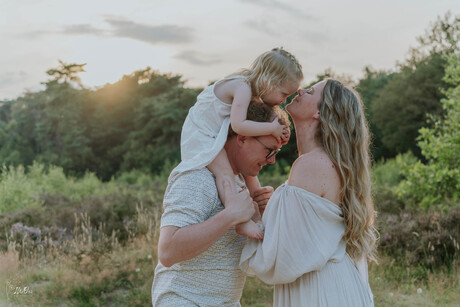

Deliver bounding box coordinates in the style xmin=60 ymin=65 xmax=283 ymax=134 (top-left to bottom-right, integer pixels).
xmin=398 ymin=54 xmax=460 ymax=209
xmin=0 ymin=162 xmax=118 ymax=214
xmin=371 ymin=153 xmax=417 ymax=213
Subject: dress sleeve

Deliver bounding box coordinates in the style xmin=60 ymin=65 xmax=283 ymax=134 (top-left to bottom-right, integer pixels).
xmin=161 ymin=170 xmax=219 ymax=228
xmin=240 ymin=184 xmax=346 ymax=284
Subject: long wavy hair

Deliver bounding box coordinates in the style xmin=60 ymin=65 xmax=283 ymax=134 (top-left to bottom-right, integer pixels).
xmin=317 ymin=79 xmax=378 ymax=262
xmin=231 ymin=47 xmax=303 ymax=103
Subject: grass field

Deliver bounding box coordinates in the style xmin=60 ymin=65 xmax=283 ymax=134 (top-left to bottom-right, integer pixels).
xmin=0 ymin=164 xmax=458 ymax=306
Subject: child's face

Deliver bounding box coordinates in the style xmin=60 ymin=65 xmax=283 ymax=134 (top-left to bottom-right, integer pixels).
xmin=261 ymin=81 xmax=300 ymax=106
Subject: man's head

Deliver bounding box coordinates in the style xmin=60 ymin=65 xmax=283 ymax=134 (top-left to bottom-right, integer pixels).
xmin=225 ymin=102 xmax=290 ymax=177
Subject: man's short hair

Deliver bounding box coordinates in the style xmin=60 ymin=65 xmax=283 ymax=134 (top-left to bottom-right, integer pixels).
xmin=227 ymin=102 xmax=291 ymax=139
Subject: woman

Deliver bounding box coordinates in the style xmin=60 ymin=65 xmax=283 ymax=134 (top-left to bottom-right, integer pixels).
xmin=240 ymin=79 xmax=377 ymax=306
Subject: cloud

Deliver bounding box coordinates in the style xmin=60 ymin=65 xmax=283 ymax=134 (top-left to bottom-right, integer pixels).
xmin=243 ymin=17 xmax=326 ymax=43
xmin=173 ymin=51 xmax=222 ymax=66
xmin=238 ymin=0 xmax=315 ymax=19
xmin=104 ymin=17 xmax=194 ymax=44
xmin=25 ymin=17 xmax=194 ymax=45
xmin=243 ymin=19 xmax=281 ymax=36
xmin=62 ymin=24 xmax=106 ymax=36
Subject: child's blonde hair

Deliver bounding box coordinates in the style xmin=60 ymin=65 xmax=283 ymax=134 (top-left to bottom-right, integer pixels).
xmin=233 ymin=47 xmax=303 ymax=103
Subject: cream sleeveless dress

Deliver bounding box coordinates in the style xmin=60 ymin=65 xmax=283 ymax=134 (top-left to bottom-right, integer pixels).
xmin=169 ymin=75 xmax=245 ymax=181
xmin=240 ymin=184 xmax=374 ymax=307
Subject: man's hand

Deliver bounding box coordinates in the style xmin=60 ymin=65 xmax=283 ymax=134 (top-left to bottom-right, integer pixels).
xmin=222 ymin=180 xmax=255 ymax=226
xmin=251 ymin=186 xmax=274 ymax=217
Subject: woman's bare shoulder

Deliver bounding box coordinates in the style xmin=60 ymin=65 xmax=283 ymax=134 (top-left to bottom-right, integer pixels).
xmin=288 ymin=150 xmax=341 ymax=202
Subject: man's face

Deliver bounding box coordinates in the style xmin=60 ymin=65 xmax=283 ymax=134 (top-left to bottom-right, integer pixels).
xmin=236 ymin=135 xmax=283 ymax=177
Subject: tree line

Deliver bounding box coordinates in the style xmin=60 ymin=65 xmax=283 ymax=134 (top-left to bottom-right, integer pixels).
xmin=0 ymin=13 xmax=458 ymax=181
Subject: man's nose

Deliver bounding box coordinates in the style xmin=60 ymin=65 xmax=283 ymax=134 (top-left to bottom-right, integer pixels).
xmin=267 ymin=155 xmax=276 ymax=164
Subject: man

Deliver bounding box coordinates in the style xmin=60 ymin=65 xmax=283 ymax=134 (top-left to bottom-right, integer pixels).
xmin=152 ymin=102 xmax=290 ymax=306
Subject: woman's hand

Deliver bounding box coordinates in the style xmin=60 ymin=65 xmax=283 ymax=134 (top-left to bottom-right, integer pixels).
xmin=251 ymin=186 xmax=274 ymax=217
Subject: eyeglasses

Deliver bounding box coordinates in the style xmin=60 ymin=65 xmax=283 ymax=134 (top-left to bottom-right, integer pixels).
xmin=254 ymin=137 xmax=281 ymax=160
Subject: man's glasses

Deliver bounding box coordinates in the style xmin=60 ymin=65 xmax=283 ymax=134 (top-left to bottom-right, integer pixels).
xmin=254 ymin=137 xmax=281 ymax=160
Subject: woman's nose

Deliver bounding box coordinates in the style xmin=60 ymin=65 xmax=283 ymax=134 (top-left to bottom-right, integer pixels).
xmin=298 ymin=89 xmax=306 ymax=95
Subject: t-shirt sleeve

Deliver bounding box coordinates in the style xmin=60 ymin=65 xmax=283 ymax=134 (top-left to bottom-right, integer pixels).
xmin=161 ymin=170 xmax=220 ymax=228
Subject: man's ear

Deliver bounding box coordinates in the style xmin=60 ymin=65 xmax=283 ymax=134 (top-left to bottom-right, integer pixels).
xmin=236 ymin=135 xmax=247 ymax=146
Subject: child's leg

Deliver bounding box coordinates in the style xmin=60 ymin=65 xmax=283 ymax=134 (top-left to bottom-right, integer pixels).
xmin=242 ymin=175 xmax=262 ymax=224
xmin=208 ymin=149 xmax=264 ymax=240
xmin=207 ymin=149 xmax=238 ymax=204
xmin=243 ymin=175 xmax=262 ymax=198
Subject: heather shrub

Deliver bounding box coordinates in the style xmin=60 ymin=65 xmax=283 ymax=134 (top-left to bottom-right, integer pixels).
xmin=378 ymin=206 xmax=460 ymax=269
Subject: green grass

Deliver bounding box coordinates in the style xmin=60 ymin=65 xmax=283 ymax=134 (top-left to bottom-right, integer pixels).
xmin=1 ymin=162 xmax=458 ymax=306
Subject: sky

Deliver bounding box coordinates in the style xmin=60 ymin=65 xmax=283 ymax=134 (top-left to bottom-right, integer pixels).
xmin=0 ymin=0 xmax=459 ymax=99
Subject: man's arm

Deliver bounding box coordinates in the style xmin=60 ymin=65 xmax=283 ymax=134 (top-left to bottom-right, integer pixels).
xmin=158 ymin=181 xmax=255 ymax=267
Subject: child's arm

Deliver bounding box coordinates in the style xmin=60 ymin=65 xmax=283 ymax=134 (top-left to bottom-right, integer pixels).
xmin=230 ymin=84 xmax=287 ymax=140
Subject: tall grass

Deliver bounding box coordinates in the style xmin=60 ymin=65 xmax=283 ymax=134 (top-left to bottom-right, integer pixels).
xmin=1 ymin=160 xmax=459 ymax=306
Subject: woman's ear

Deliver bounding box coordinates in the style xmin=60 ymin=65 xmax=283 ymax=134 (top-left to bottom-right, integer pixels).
xmin=313 ymin=111 xmax=320 ymax=119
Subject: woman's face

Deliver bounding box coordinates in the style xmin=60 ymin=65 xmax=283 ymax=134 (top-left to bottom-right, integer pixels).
xmin=286 ymin=80 xmax=326 ymax=121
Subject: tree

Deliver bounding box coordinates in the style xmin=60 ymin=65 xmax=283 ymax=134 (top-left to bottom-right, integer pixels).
xmin=46 ymin=60 xmax=86 ymax=86
xmin=372 ymin=12 xmax=459 ymax=157
xmin=372 ymin=53 xmax=448 ymax=157
xmin=120 ymin=86 xmax=200 ymax=174
xmin=398 ymin=53 xmax=460 ymax=208
xmin=356 ymin=66 xmax=393 ymax=161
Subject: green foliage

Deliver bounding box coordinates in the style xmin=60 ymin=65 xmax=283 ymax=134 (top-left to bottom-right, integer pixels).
xmin=120 ymin=86 xmax=199 ymax=174
xmin=0 ymin=63 xmax=194 ymax=180
xmin=371 ymin=153 xmax=418 ymax=213
xmin=0 ymin=162 xmax=116 ymax=214
xmin=46 ymin=60 xmax=87 ymax=86
xmin=356 ymin=67 xmax=393 ymax=161
xmin=372 ymin=12 xmax=458 ymax=158
xmin=372 ymin=53 xmax=448 ymax=157
xmin=398 ymin=53 xmax=460 ymax=208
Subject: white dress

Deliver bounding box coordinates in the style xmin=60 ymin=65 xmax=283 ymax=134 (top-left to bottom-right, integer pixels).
xmin=240 ymin=184 xmax=374 ymax=307
xmin=169 ymin=75 xmax=246 ymax=181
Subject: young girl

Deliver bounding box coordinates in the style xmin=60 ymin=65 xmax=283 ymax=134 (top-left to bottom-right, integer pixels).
xmin=170 ymin=47 xmax=303 ymax=239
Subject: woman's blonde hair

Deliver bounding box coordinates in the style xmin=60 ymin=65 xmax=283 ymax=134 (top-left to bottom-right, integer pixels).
xmin=232 ymin=47 xmax=303 ymax=103
xmin=317 ymin=79 xmax=378 ymax=263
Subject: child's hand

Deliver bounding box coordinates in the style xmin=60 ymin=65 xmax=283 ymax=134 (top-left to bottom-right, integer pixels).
xmin=252 ymin=186 xmax=274 ymax=217
xmin=270 ymin=117 xmax=287 ymax=142
xmin=280 ymin=126 xmax=290 ymax=145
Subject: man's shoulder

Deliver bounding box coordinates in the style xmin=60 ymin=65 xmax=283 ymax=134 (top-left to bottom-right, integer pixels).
xmin=170 ymin=168 xmax=216 ymax=186
xmin=166 ymin=168 xmax=218 ymax=201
